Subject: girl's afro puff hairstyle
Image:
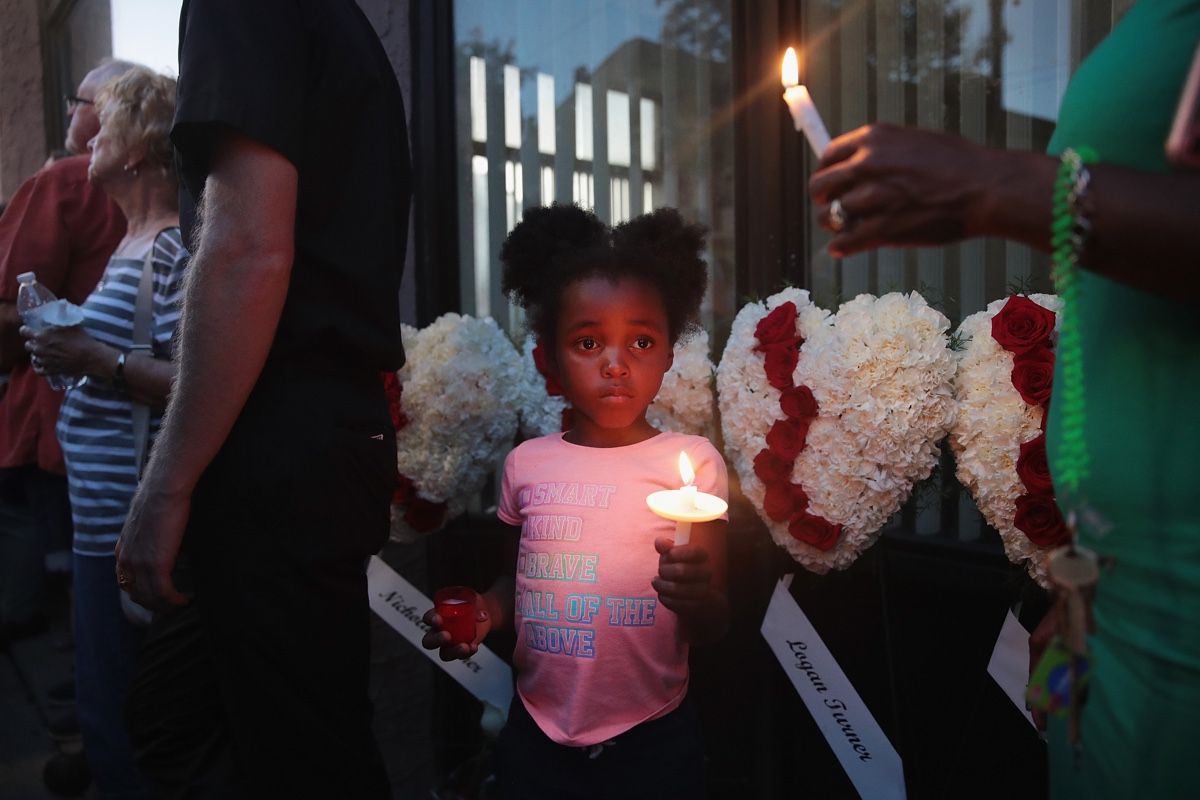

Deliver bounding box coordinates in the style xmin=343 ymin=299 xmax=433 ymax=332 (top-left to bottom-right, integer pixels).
xmin=500 ymin=203 xmax=708 ymax=348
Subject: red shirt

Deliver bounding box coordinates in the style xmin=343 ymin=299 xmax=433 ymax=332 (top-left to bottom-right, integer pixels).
xmin=0 ymin=155 xmax=125 ymax=473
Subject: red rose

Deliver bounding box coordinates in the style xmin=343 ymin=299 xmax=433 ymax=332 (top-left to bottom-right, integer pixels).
xmin=763 ymin=482 xmax=795 ymax=522
xmin=1011 ymin=347 xmax=1055 ymax=407
xmin=763 ymin=344 xmax=799 ymax=390
xmin=404 ymin=495 xmax=448 ymax=533
xmin=788 ymin=513 xmax=841 ymax=551
xmin=1016 ymin=435 xmax=1054 ymax=496
xmin=1014 ymin=494 xmax=1070 ymax=547
xmin=753 ymin=450 xmax=792 ymax=484
xmin=380 ymin=371 xmax=409 ymax=431
xmin=393 ymin=473 xmax=414 ymax=505
xmin=755 ymin=302 xmax=799 ymax=347
xmin=789 ymin=483 xmax=810 ymax=515
xmin=992 ymin=295 xmax=1056 ymax=355
xmin=780 ymin=385 xmax=819 ymax=420
xmin=766 ymin=417 xmax=811 ymax=460
xmin=763 ymin=482 xmax=809 ymax=523
xmin=532 ymin=341 xmax=565 ymax=397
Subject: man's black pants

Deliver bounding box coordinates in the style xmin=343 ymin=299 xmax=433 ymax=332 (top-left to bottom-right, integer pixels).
xmin=127 ymin=363 xmax=396 ymax=799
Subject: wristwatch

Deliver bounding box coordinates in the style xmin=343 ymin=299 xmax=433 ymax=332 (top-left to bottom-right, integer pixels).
xmin=113 ymin=351 xmax=128 ymax=389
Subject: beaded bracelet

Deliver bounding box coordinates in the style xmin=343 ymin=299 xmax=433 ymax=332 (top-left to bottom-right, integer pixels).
xmin=1049 ymin=146 xmax=1097 ymax=498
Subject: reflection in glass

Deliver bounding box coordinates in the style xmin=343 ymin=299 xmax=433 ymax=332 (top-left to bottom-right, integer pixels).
xmin=455 ymin=0 xmax=734 ymax=341
xmin=504 ymin=65 xmax=522 ymax=149
xmin=470 ymin=56 xmax=487 ymax=144
xmin=575 ymin=83 xmax=594 ymax=161
xmin=537 ymin=73 xmax=556 ymax=155
xmin=640 ymin=98 xmax=657 ymax=171
xmin=607 ymin=90 xmax=631 ymax=168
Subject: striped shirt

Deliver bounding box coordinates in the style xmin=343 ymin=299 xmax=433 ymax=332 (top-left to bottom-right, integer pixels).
xmin=58 ymin=228 xmax=189 ymax=557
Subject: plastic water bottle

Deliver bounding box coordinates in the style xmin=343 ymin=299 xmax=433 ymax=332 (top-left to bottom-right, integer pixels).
xmin=16 ymin=272 xmax=80 ymax=391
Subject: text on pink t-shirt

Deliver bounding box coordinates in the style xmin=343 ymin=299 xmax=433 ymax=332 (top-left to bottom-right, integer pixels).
xmin=497 ymin=430 xmax=728 ymax=747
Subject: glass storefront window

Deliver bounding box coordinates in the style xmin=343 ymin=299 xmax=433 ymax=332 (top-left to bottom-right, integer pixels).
xmin=450 ymin=0 xmax=1127 ymax=543
xmin=454 ymin=0 xmax=736 ymax=344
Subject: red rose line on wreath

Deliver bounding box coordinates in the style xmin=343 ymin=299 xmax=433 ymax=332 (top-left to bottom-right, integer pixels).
xmin=749 ymin=301 xmax=842 ymax=551
xmin=991 ymin=296 xmax=1069 ymax=548
xmin=381 ymin=371 xmax=447 ymax=533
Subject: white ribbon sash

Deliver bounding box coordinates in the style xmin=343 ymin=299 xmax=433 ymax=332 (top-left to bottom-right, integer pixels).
xmin=760 ymin=577 xmax=906 ymax=799
xmin=987 ymin=609 xmax=1036 ymax=728
xmin=367 ymin=556 xmax=513 ymax=714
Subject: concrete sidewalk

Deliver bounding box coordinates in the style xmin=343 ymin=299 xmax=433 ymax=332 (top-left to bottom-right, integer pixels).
xmin=0 ymin=611 xmax=90 ymax=800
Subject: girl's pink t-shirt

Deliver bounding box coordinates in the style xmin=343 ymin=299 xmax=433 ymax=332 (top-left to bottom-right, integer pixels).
xmin=497 ymin=430 xmax=728 ymax=747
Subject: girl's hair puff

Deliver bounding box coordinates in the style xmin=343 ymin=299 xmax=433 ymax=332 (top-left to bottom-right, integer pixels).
xmin=500 ymin=203 xmax=611 ymax=348
xmin=500 ymin=204 xmax=708 ymax=348
xmin=612 ymin=207 xmax=708 ymax=344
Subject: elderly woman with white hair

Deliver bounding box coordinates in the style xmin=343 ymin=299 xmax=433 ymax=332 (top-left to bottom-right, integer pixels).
xmin=21 ymin=65 xmax=187 ymax=799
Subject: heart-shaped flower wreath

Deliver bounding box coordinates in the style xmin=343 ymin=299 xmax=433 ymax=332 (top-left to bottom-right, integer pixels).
xmin=717 ymin=289 xmax=956 ymax=572
xmin=951 ymin=294 xmax=1066 ymax=586
xmin=384 ymin=313 xmax=524 ymax=541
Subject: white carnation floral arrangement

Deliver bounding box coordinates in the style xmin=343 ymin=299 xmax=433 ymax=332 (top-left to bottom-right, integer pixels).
xmin=717 ymin=289 xmax=956 ymax=573
xmin=646 ymin=329 xmax=716 ymax=436
xmin=518 ymin=332 xmax=716 ymax=438
xmin=388 ymin=314 xmax=524 ymax=541
xmin=951 ymin=294 xmax=1064 ymax=587
xmin=515 ymin=336 xmax=570 ymax=439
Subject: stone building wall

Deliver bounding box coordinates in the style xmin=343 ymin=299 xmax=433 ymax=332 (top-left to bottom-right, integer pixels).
xmin=0 ymin=0 xmax=112 ymax=205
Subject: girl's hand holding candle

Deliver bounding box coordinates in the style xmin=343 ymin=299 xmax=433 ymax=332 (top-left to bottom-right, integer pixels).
xmin=781 ymin=47 xmax=831 ymax=157
xmin=423 ymin=585 xmax=494 ymax=661
xmin=434 ymin=586 xmax=478 ymax=645
xmin=646 ymin=452 xmax=728 ymax=546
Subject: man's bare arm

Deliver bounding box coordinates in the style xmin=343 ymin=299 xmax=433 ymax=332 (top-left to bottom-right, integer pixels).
xmin=144 ymin=132 xmax=297 ymax=495
xmin=117 ymin=131 xmax=296 ymax=607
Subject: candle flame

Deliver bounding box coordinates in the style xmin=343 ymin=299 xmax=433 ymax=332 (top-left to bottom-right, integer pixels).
xmin=678 ymin=451 xmax=695 ymax=486
xmin=782 ymin=47 xmax=799 ymax=88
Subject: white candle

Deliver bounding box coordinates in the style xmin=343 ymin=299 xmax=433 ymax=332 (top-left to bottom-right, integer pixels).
xmin=645 ymin=452 xmax=728 ymax=547
xmin=679 ymin=452 xmax=698 ymax=513
xmin=680 ymin=484 xmax=698 ymax=511
xmin=781 ymin=47 xmax=831 ymax=157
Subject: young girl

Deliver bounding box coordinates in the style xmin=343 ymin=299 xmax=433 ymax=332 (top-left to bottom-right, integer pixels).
xmin=424 ymin=203 xmax=728 ymax=799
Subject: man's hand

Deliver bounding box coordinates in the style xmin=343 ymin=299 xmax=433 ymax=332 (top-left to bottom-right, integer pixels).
xmin=115 ymin=479 xmax=191 ymax=610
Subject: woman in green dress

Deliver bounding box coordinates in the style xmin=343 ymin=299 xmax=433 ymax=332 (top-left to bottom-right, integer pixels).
xmin=807 ymin=1 xmax=1200 ymax=796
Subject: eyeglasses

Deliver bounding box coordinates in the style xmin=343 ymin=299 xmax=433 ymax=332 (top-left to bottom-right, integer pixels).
xmin=63 ymin=94 xmax=95 ymax=113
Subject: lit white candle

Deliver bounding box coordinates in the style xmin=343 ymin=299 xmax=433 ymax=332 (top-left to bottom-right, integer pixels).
xmin=679 ymin=451 xmax=698 ymax=512
xmin=781 ymin=47 xmax=831 ymax=157
xmin=646 ymin=452 xmax=728 ymax=546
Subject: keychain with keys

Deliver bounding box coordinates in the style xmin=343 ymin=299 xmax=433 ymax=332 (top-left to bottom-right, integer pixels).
xmin=1027 ymin=512 xmax=1101 ymax=763
xmin=1048 ymin=538 xmax=1100 ymax=758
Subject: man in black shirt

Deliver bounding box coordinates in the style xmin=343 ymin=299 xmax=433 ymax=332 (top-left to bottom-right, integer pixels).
xmin=116 ymin=1 xmax=410 ymax=795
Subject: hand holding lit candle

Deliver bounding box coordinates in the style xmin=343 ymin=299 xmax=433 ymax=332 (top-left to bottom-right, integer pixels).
xmin=781 ymin=47 xmax=831 ymax=157
xmin=646 ymin=452 xmax=728 ymax=546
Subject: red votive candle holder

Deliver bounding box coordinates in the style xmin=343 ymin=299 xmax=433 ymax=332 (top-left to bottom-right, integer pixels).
xmin=434 ymin=586 xmax=478 ymax=646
